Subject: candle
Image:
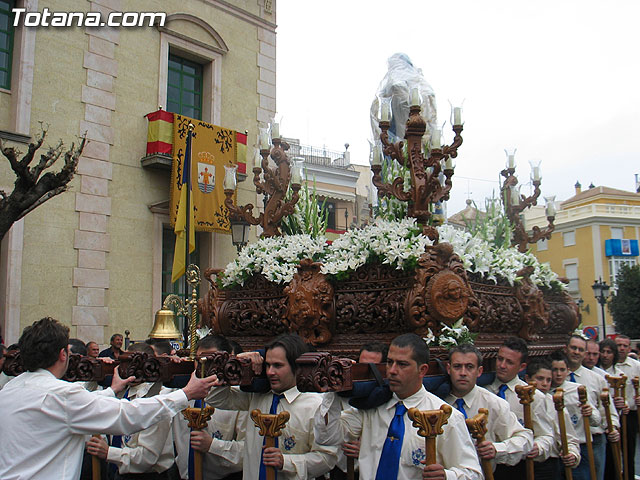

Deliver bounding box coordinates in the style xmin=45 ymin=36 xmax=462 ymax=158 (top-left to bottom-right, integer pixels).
xmin=532 ymin=166 xmax=541 ymax=181
xmin=453 ymin=107 xmax=462 ymax=125
xmin=371 ymin=146 xmax=382 ymax=166
xmin=444 ymin=157 xmax=454 ymax=170
xmin=431 ymin=129 xmax=441 ymax=149
xmin=254 ymin=149 xmax=262 ymax=169
xmin=291 ymin=159 xmax=303 ymax=184
xmin=410 ymin=88 xmax=420 ymax=107
xmin=504 ymin=148 xmax=517 ymax=168
xmin=259 ymin=127 xmax=270 ymax=149
xmin=510 ymin=186 xmax=520 ymax=206
xmin=223 ymin=165 xmax=237 ymax=190
xmin=381 ymin=100 xmax=390 ymax=122
xmin=545 ymin=195 xmax=556 ymax=217
xmin=271 ymin=122 xmax=280 ymax=139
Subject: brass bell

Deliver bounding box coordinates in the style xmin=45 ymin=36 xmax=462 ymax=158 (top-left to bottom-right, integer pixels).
xmin=149 ymin=308 xmax=182 ymax=339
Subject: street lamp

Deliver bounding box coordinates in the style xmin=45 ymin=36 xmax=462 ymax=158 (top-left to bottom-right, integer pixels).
xmin=230 ymin=216 xmax=251 ymax=253
xmin=592 ymin=278 xmax=611 ymax=339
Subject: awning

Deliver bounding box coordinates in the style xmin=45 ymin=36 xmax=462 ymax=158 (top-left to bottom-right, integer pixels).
xmin=315 ymin=188 xmax=356 ymax=202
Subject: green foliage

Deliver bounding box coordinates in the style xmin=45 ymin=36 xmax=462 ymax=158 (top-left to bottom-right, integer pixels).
xmin=609 ymin=264 xmax=640 ymax=337
xmin=281 ymin=172 xmax=328 ymax=238
xmin=464 ymin=192 xmax=514 ymax=250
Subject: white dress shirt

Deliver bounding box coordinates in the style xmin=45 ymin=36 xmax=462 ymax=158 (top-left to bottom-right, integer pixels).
xmin=107 ymin=382 xmax=176 ymax=474
xmin=613 ymin=356 xmax=640 ymax=410
xmin=0 ymin=369 xmax=188 ymax=480
xmin=486 ymin=376 xmax=555 ymax=461
xmin=206 ymin=385 xmax=337 ymax=479
xmin=173 ymin=396 xmax=246 ymax=479
xmin=315 ymin=387 xmax=482 ymax=480
xmin=445 ymin=384 xmax=533 ymax=468
xmin=541 ymin=393 xmax=581 ymax=462
xmin=553 ymin=380 xmax=599 ymax=443
xmin=581 ymin=365 xmax=620 ymax=430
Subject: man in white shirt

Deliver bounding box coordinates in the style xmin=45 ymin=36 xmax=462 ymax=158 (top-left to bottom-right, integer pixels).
xmin=569 ymin=336 xmax=620 ymax=480
xmin=86 ymin=342 xmax=179 ymax=479
xmin=614 ymin=334 xmax=640 ymax=478
xmin=444 ymin=343 xmax=532 ymax=471
xmin=0 ymin=316 xmax=217 ymax=480
xmin=525 ymin=357 xmax=581 ymax=474
xmin=485 ymin=337 xmax=556 ymax=480
xmin=550 ymin=350 xmax=600 ymax=480
xmin=206 ymin=334 xmax=338 ymax=479
xmin=315 ymin=333 xmax=482 ymax=480
xmin=174 ymin=334 xmax=245 ymax=480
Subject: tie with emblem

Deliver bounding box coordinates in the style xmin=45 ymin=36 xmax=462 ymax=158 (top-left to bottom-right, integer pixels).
xmin=455 ymin=398 xmax=468 ymax=419
xmin=188 ymin=399 xmax=203 ymax=480
xmin=375 ymin=402 xmax=407 ymax=480
xmin=109 ymin=388 xmax=130 ymax=476
xmin=570 ymin=372 xmax=576 ymax=382
xmin=258 ymin=393 xmax=285 ymax=480
xmin=497 ymin=384 xmax=508 ymax=399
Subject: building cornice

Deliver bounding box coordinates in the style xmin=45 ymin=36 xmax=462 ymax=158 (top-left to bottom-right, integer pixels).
xmin=200 ymin=0 xmax=277 ymax=31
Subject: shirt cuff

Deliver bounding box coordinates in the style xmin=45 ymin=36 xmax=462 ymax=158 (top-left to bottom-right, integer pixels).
xmin=106 ymin=446 xmax=122 ymax=464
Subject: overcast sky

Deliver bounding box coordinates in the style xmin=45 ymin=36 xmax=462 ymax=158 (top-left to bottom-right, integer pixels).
xmin=275 ymin=0 xmax=640 ymax=215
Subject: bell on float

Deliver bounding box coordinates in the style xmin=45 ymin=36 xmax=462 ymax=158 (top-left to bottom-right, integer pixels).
xmin=149 ymin=308 xmax=182 ymax=339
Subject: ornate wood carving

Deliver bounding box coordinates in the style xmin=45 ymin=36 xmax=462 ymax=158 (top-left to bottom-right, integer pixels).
xmin=250 ymin=409 xmax=290 ymax=440
xmin=63 ymin=355 xmax=104 ymax=382
xmin=405 ymin=243 xmax=480 ymax=334
xmin=514 ymin=266 xmax=548 ymax=340
xmin=182 ymin=405 xmax=216 ymax=430
xmin=295 ymin=352 xmax=353 ymax=393
xmin=196 ymin=351 xmax=254 ymax=386
xmin=407 ymin=404 xmax=453 ymax=466
xmin=468 ymin=275 xmax=523 ymax=333
xmin=541 ymin=289 xmax=579 ymax=334
xmin=283 ymin=259 xmax=334 ymax=345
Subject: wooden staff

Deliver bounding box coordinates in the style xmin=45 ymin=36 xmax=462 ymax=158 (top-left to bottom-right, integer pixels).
xmin=515 ymin=383 xmax=536 ymax=480
xmin=552 ymin=388 xmax=573 ymax=480
xmin=251 ymin=409 xmax=290 ymax=480
xmin=182 ymin=403 xmax=216 ymax=480
xmin=607 ymin=375 xmax=628 ymax=480
xmin=465 ymin=408 xmax=494 ymax=480
xmin=407 ymin=404 xmax=453 ymax=466
xmin=91 ymin=435 xmax=101 ymax=480
xmin=632 ymin=377 xmax=640 ymax=433
xmin=601 ymin=387 xmax=623 ymax=480
xmin=577 ymin=385 xmax=597 ymax=480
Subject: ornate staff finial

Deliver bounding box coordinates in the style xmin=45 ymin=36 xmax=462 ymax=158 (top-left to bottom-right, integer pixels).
xmin=408 ymin=404 xmax=453 ymax=466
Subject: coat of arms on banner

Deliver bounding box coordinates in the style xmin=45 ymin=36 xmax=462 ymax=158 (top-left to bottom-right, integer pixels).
xmin=197 ymin=151 xmax=216 ymax=194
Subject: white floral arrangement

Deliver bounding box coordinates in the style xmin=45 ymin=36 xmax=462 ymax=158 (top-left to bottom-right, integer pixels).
xmin=218 ymin=218 xmax=565 ymax=291
xmin=423 ymin=319 xmax=476 ymax=347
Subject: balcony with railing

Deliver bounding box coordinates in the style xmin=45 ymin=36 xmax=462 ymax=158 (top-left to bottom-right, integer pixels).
xmin=525 ymin=203 xmax=640 ymax=229
xmin=284 ymin=140 xmax=351 ymax=169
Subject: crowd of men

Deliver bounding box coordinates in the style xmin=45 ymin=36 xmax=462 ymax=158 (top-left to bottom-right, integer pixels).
xmin=1 ymin=316 xmax=639 ymax=480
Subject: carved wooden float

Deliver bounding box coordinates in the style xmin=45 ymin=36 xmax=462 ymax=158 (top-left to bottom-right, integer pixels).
xmin=200 ymin=242 xmax=579 ymax=360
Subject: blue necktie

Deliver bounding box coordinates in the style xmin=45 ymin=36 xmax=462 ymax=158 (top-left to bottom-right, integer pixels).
xmin=498 ymin=384 xmax=508 ymax=399
xmin=188 ymin=399 xmax=203 ymax=480
xmin=109 ymin=389 xmax=130 ymax=475
xmin=375 ymin=402 xmax=407 ymax=480
xmin=258 ymin=393 xmax=285 ymax=480
xmin=570 ymin=372 xmax=576 ymax=382
xmin=455 ymin=398 xmax=468 ymax=419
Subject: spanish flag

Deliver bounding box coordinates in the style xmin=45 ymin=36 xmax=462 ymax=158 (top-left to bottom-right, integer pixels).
xmin=171 ymin=130 xmax=196 ymax=283
xmin=145 ymin=109 xmax=174 ymax=155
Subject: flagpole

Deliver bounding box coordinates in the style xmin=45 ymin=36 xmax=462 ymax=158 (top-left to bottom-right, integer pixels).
xmin=183 ymin=124 xmax=194 ymax=346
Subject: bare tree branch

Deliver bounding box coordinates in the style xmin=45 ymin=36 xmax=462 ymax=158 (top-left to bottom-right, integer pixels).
xmin=0 ymin=128 xmax=87 ymax=242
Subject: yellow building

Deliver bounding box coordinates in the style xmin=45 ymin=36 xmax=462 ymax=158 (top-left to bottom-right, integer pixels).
xmin=0 ymin=0 xmax=277 ymax=345
xmin=527 ymin=182 xmax=640 ymax=338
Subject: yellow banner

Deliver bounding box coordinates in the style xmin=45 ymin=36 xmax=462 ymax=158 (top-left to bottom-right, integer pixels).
xmin=169 ymin=114 xmax=237 ymax=233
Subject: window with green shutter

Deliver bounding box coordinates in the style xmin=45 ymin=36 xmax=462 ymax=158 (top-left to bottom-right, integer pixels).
xmin=0 ymin=0 xmax=14 ymax=90
xmin=166 ymin=53 xmax=203 ymax=120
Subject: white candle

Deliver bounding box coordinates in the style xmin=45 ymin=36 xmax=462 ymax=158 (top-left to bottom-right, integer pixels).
xmin=381 ymin=101 xmax=390 ymax=122
xmin=260 ymin=131 xmax=270 ymax=149
xmin=371 ymin=146 xmax=382 ymax=166
xmin=223 ymin=165 xmax=237 ymax=190
xmin=291 ymin=164 xmax=302 ymax=185
xmin=453 ymin=107 xmax=462 ymax=125
xmin=271 ymin=122 xmax=279 ymax=139
xmin=507 ymin=154 xmax=515 ymax=168
xmin=511 ymin=187 xmax=520 ymax=206
xmin=444 ymin=157 xmax=454 ymax=169
xmin=532 ymin=166 xmax=541 ymax=181
xmin=431 ymin=129 xmax=441 ymax=149
xmin=546 ymin=203 xmax=556 ymax=217
xmin=254 ymin=150 xmax=262 ymax=169
xmin=410 ymin=88 xmax=420 ymax=107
